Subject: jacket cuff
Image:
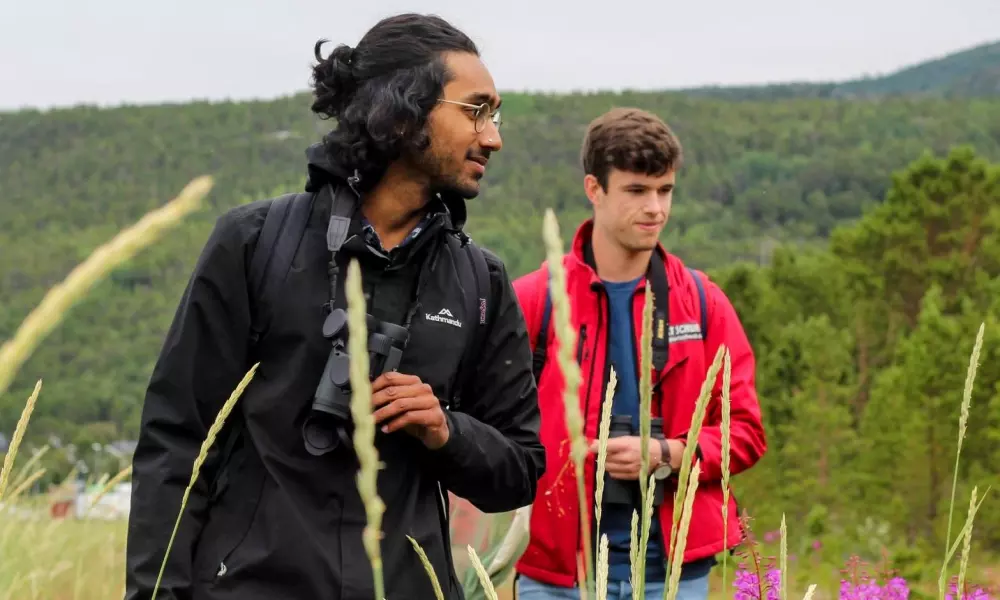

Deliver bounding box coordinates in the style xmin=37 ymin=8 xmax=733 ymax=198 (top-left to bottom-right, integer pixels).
xmin=433 ymin=410 xmax=474 ymax=462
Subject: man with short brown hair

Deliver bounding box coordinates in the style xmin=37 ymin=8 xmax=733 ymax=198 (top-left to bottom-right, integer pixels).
xmin=511 ymin=107 xmax=767 ymax=599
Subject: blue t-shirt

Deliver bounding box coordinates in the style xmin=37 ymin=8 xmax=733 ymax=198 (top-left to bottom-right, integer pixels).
xmin=599 ymin=278 xmax=716 ymax=584
xmin=600 ymin=277 xmax=667 ymax=583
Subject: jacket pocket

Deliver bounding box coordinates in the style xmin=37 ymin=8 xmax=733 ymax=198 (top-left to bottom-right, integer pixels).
xmin=383 ymin=485 xmax=461 ymax=600
xmin=192 ymin=458 xmax=267 ymax=582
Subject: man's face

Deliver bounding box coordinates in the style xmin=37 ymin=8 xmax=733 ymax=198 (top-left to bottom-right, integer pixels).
xmin=415 ymin=51 xmax=503 ymax=199
xmin=585 ymin=168 xmax=676 ymax=253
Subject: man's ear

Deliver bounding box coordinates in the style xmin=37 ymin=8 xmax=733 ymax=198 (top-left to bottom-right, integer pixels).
xmin=583 ymin=174 xmax=603 ymax=209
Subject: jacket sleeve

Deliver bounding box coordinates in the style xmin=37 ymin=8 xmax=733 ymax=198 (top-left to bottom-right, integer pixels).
xmin=124 ymin=208 xmax=257 ymax=599
xmin=682 ymin=274 xmax=768 ymax=483
xmin=429 ymin=252 xmax=546 ymax=513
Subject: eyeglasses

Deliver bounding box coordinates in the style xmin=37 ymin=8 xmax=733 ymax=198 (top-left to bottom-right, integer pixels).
xmin=438 ymin=99 xmax=502 ymax=133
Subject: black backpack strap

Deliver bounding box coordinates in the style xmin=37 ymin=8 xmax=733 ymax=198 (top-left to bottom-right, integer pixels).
xmin=687 ymin=267 xmax=709 ymax=338
xmin=531 ymin=269 xmax=553 ymax=383
xmin=646 ymin=252 xmax=670 ymax=372
xmin=210 ymin=190 xmax=313 ymax=502
xmin=248 ymin=191 xmax=315 ymax=348
xmin=447 ymin=234 xmax=493 ymax=411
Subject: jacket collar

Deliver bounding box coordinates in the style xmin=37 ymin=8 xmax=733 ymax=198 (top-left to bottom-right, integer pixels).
xmin=304 ymin=142 xmax=468 ymax=267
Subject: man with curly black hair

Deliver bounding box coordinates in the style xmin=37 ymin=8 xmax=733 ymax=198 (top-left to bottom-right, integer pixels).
xmin=124 ymin=13 xmax=545 ymax=600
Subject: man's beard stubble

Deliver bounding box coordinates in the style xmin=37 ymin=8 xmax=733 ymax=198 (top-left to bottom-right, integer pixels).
xmin=411 ymin=142 xmax=483 ymax=201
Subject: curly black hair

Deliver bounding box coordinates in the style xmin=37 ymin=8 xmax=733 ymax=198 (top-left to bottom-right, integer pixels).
xmin=310 ymin=13 xmax=479 ymax=192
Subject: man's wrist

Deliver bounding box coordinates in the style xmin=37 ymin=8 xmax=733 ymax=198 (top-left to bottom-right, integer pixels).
xmin=668 ymin=439 xmax=685 ymax=470
xmin=430 ymin=411 xmax=463 ymax=456
xmin=656 ymin=438 xmax=670 ymax=469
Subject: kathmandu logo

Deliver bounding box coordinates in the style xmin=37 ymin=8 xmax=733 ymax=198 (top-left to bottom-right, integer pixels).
xmin=668 ymin=323 xmax=703 ymax=343
xmin=426 ymin=308 xmax=462 ymax=328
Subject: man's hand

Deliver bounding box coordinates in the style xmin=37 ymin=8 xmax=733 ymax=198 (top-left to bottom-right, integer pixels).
xmin=371 ymin=371 xmax=450 ymax=450
xmin=588 ymin=436 xmax=685 ymax=480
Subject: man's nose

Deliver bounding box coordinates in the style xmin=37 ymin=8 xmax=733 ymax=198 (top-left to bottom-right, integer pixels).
xmin=479 ymin=121 xmax=502 ymax=152
xmin=642 ymin=192 xmax=663 ymax=212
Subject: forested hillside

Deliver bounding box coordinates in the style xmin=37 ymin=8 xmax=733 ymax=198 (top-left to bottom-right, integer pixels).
xmin=834 ymin=40 xmax=1000 ymax=98
xmin=712 ymin=144 xmax=1000 ymax=561
xmin=684 ymin=39 xmax=1000 ymax=100
xmin=2 ymin=54 xmax=1000 ymax=576
xmin=3 ymin=90 xmax=999 ymax=445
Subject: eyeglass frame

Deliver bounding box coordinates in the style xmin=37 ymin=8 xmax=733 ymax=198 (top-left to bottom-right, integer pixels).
xmin=438 ymin=99 xmax=502 ymax=133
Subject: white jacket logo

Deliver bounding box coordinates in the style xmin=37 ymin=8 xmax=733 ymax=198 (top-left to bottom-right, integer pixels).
xmin=668 ymin=323 xmax=703 ymax=343
xmin=426 ymin=308 xmax=462 ymax=328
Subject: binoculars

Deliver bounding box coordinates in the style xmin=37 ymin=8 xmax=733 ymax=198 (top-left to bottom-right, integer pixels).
xmin=301 ymin=307 xmax=410 ymax=457
xmin=601 ymin=415 xmax=668 ymax=508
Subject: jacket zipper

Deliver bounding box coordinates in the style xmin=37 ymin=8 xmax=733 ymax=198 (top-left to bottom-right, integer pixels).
xmin=576 ymin=326 xmax=588 ymax=370
xmin=576 ymin=285 xmax=605 ymax=586
xmin=627 ymin=293 xmax=659 ymax=418
xmin=437 ymin=481 xmax=458 ymax=593
xmin=627 ymin=290 xmax=663 ymax=554
xmin=628 ymin=299 xmax=641 ymax=396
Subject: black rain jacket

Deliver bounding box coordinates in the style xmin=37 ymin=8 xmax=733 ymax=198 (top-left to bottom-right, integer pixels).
xmin=123 ymin=143 xmax=546 ymax=600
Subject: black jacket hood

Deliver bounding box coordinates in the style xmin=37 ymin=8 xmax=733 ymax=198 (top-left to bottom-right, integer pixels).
xmin=303 ymin=142 xmax=470 ymax=232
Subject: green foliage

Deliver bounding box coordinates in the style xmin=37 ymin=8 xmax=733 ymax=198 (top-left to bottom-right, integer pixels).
xmin=727 ymin=146 xmax=1000 ymax=569
xmin=3 ymin=90 xmax=1000 ymax=445
xmin=1 ymin=84 xmax=1000 ymax=571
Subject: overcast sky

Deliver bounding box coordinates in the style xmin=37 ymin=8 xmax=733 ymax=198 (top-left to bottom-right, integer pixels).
xmin=1 ymin=0 xmax=998 ymax=111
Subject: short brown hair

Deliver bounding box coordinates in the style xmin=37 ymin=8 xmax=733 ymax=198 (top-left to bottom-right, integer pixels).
xmin=580 ymin=107 xmax=683 ymax=189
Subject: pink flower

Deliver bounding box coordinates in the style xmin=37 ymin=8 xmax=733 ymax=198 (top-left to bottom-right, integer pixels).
xmin=838 ymin=576 xmax=909 ymax=600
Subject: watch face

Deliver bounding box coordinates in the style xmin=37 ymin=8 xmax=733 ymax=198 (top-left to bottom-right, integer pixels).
xmin=653 ymin=464 xmax=672 ymax=480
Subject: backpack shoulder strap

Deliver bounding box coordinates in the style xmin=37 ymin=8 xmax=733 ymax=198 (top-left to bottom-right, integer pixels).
xmin=531 ymin=268 xmax=553 ymax=383
xmin=212 ymin=190 xmax=312 ymax=502
xmin=646 ymin=252 xmax=670 ymax=372
xmin=248 ymin=191 xmax=315 ymax=348
xmin=447 ymin=233 xmax=493 ymax=411
xmin=686 ymin=267 xmax=709 ymax=339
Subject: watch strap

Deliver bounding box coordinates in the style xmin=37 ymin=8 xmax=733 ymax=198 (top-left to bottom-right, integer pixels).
xmin=658 ymin=439 xmax=671 ymax=469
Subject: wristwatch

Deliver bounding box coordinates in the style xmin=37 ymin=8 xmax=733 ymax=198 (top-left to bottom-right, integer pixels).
xmin=653 ymin=439 xmax=673 ymax=480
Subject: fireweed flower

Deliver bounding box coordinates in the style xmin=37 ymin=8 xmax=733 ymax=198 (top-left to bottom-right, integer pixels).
xmin=946 ymin=581 xmax=994 ymax=600
xmin=883 ymin=577 xmax=911 ymax=600
xmin=733 ymin=568 xmax=781 ymax=600
xmin=839 ymin=576 xmax=909 ymax=600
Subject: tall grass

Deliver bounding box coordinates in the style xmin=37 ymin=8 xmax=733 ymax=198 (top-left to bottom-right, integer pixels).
xmin=720 ymin=352 xmax=732 ymax=595
xmin=942 ymin=323 xmax=984 ymax=583
xmin=344 ymin=258 xmax=388 ymax=600
xmin=542 ymin=209 xmax=594 ymax=596
xmin=0 ymin=176 xmax=213 ymax=598
xmin=0 ymin=196 xmax=994 ymax=600
xmin=937 ymin=323 xmax=989 ymax=600
xmin=0 ymin=381 xmax=41 ymax=502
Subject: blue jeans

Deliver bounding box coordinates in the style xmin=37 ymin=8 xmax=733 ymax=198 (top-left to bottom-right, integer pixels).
xmin=515 ymin=573 xmax=710 ymax=600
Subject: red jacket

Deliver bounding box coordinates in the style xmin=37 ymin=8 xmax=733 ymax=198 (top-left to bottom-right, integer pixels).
xmin=511 ymin=219 xmax=767 ymax=587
